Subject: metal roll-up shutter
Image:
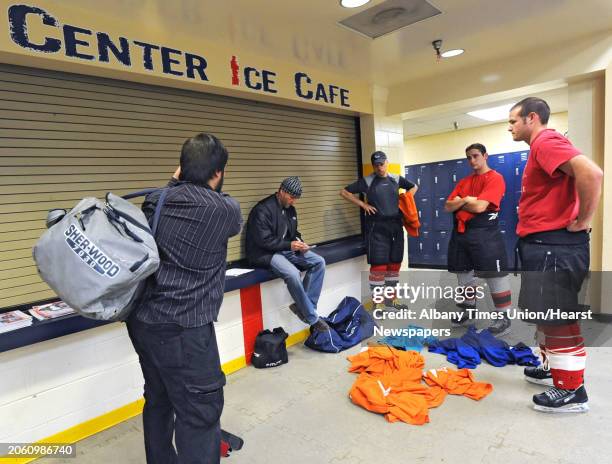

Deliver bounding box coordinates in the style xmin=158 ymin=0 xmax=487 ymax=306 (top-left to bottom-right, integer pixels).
xmin=0 ymin=63 xmax=361 ymax=308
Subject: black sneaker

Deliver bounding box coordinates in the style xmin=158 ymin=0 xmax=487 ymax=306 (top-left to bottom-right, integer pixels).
xmin=221 ymin=429 xmax=244 ymax=455
xmin=384 ymin=298 xmax=408 ymax=311
xmin=310 ymin=318 xmax=330 ymax=333
xmin=524 ymin=365 xmax=553 ymax=386
xmin=451 ymin=306 xmax=475 ymax=327
xmin=532 ymin=385 xmax=589 ymax=413
xmin=488 ymin=314 xmax=511 ymax=336
xmin=288 ymin=303 xmax=309 ymax=324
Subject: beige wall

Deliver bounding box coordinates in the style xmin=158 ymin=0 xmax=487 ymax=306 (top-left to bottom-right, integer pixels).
xmin=0 ymin=0 xmax=372 ymax=114
xmin=388 ymin=30 xmax=612 ymax=115
xmin=603 ymin=62 xmax=612 ymax=273
xmin=567 ymin=77 xmax=606 ymax=274
xmin=360 ymin=85 xmax=404 ymax=175
xmin=404 ymin=112 xmax=568 ymax=164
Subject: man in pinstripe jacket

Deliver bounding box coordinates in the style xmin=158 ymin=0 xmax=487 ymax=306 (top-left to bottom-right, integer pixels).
xmin=127 ymin=133 xmax=242 ymax=464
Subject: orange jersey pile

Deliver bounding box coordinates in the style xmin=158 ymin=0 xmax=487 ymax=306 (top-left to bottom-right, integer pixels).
xmin=347 ymin=346 xmax=492 ymax=425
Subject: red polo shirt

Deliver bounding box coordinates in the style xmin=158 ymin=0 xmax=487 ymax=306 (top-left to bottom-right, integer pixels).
xmin=448 ymin=169 xmax=505 ymax=232
xmin=517 ymin=129 xmax=581 ymax=237
xmin=448 ymin=170 xmax=505 ymax=210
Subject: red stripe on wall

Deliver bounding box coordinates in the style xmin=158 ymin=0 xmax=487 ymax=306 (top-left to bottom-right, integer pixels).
xmin=240 ymin=284 xmax=264 ymax=365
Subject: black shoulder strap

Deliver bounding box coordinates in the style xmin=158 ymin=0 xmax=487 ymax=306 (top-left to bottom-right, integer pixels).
xmin=122 ymin=187 xmax=169 ymax=236
xmin=122 ymin=188 xmax=159 ymax=200
xmin=151 ymin=188 xmax=168 ymax=236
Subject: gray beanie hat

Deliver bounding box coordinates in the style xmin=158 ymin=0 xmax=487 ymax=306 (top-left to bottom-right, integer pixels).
xmin=280 ymin=176 xmax=303 ymax=197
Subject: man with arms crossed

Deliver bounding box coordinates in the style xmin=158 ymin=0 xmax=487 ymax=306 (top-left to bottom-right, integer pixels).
xmin=509 ymin=97 xmax=603 ymax=413
xmin=445 ymin=143 xmax=513 ymax=336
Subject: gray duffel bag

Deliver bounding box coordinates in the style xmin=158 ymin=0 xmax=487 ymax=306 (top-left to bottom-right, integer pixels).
xmin=32 ymin=189 xmax=167 ymax=321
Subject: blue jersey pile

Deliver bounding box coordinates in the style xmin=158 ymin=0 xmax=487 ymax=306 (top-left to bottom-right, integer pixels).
xmin=428 ymin=326 xmax=540 ymax=369
xmin=379 ymin=325 xmax=438 ymax=353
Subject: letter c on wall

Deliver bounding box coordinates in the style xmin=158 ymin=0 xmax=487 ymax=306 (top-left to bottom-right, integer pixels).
xmin=8 ymin=4 xmax=62 ymax=53
xmin=294 ymin=72 xmax=313 ymax=99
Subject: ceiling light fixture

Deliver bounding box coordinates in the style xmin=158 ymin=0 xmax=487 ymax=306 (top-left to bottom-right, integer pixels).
xmin=467 ymin=103 xmax=514 ymax=122
xmin=432 ymin=39 xmax=465 ymax=61
xmin=432 ymin=39 xmax=442 ymax=61
xmin=340 ymin=0 xmax=371 ymax=8
xmin=441 ymin=48 xmax=464 ymax=58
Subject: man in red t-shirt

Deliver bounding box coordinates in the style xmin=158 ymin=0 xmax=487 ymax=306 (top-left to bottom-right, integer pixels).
xmin=509 ymin=97 xmax=603 ymax=414
xmin=444 ymin=143 xmax=512 ymax=336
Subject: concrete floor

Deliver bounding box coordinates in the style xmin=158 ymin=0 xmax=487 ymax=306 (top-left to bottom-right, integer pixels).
xmin=41 ymin=327 xmax=612 ymax=464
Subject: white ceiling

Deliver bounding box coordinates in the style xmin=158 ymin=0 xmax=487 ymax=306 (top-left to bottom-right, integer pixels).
xmin=88 ymin=0 xmax=612 ymax=88
xmin=74 ymin=0 xmax=610 ymax=139
xmin=402 ymin=87 xmax=569 ymax=138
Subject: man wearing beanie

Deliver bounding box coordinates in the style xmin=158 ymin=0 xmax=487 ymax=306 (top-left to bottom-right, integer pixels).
xmin=246 ymin=177 xmax=329 ymax=332
xmin=341 ymin=151 xmax=418 ymax=310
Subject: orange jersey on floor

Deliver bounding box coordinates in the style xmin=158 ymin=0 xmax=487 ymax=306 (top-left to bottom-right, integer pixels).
xmin=347 ymin=347 xmax=492 ymax=425
xmin=423 ymin=367 xmax=493 ymax=400
xmin=349 ymin=371 xmax=446 ymax=426
xmin=347 ymin=345 xmax=424 ymax=379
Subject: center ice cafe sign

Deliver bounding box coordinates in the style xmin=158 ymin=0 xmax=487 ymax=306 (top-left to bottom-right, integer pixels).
xmin=6 ymin=4 xmax=351 ymax=108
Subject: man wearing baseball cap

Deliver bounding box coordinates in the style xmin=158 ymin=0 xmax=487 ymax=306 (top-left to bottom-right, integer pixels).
xmin=340 ymin=151 xmax=418 ymax=310
xmin=246 ymin=177 xmax=329 ymax=332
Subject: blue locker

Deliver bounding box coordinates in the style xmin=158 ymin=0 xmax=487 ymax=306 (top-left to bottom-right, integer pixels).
xmin=513 ymin=190 xmax=522 ymax=219
xmin=490 ymin=154 xmax=513 ymax=188
xmin=409 ymin=231 xmax=433 ymax=266
xmin=417 ymin=196 xmax=433 ymax=230
xmin=500 ymin=192 xmax=517 ymax=230
xmin=433 ymin=230 xmax=450 ymax=266
xmin=408 ymin=234 xmax=421 ymax=264
xmin=415 ymin=164 xmax=433 ymax=197
xmin=419 ymin=230 xmax=435 ymax=265
xmin=433 ymin=195 xmax=452 ymax=231
xmin=510 ymin=151 xmax=528 ymax=234
xmin=513 ymin=151 xmax=529 ymax=194
xmin=505 ymin=215 xmax=517 ymax=238
xmin=404 ymin=165 xmax=417 ymax=185
xmin=432 ymin=162 xmax=452 ymax=197
xmin=451 ymin=158 xmax=471 ymax=183
xmin=514 ymin=152 xmax=529 ymax=219
xmin=435 ymin=196 xmax=446 ymax=209
xmin=488 ymin=153 xmax=500 ymax=168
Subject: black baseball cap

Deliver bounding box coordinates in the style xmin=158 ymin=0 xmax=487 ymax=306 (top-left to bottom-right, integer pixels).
xmin=371 ymin=151 xmax=387 ymax=165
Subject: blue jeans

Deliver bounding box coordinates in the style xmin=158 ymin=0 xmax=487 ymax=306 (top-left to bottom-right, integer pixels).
xmin=269 ymin=250 xmax=326 ymax=325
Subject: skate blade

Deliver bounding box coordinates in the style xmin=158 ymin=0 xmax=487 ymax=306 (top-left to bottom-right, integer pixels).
xmin=451 ymin=321 xmax=471 ymax=328
xmin=533 ymin=403 xmax=589 ymax=413
xmin=524 ymin=376 xmax=554 ymax=387
xmin=488 ymin=327 xmax=511 ymax=337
